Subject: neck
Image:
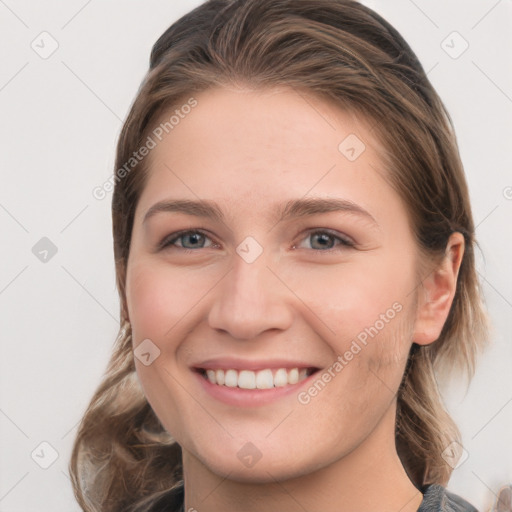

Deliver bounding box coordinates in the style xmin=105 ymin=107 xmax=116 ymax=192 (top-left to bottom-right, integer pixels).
xmin=181 ymin=403 xmax=423 ymax=512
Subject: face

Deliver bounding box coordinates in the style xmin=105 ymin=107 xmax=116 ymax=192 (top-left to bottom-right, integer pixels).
xmin=125 ymin=86 xmax=422 ymax=483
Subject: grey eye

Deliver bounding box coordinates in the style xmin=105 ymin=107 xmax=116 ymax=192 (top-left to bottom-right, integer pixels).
xmin=309 ymin=232 xmax=336 ymax=250
xmin=179 ymin=232 xmax=207 ymax=249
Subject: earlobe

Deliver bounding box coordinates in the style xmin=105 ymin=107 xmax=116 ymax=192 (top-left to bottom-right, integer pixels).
xmin=413 ymin=232 xmax=465 ymax=346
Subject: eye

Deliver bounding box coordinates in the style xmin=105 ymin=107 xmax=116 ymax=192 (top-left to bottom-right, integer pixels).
xmin=158 ymin=230 xmax=217 ymax=252
xmin=294 ymin=229 xmax=355 ymax=251
xmin=158 ymin=228 xmax=354 ymax=253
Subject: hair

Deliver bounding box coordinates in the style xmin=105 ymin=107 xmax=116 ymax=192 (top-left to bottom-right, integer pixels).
xmin=69 ymin=0 xmax=489 ymax=510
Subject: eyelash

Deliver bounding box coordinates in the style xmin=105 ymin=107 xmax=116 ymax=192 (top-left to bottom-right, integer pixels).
xmin=158 ymin=228 xmax=355 ymax=254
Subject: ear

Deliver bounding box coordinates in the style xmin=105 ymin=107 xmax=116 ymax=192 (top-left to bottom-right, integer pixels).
xmin=413 ymin=232 xmax=465 ymax=345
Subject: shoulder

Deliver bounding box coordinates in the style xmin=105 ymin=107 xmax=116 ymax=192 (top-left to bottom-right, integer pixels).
xmin=419 ymin=484 xmax=479 ymax=512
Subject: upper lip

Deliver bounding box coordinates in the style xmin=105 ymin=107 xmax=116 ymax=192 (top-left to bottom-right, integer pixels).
xmin=192 ymin=357 xmax=321 ymax=372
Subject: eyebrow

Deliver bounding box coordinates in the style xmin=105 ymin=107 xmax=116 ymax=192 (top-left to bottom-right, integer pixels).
xmin=142 ymin=197 xmax=378 ymax=226
xmin=143 ymin=199 xmax=224 ymax=225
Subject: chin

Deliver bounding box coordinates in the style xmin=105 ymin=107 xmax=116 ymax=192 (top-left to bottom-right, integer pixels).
xmin=203 ymin=455 xmax=311 ymax=484
xmin=190 ymin=436 xmax=326 ymax=485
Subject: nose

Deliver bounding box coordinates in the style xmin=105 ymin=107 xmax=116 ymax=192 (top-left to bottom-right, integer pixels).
xmin=207 ymin=250 xmax=294 ymax=340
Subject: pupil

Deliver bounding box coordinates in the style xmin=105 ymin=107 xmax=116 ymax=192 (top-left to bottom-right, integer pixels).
xmin=313 ymin=233 xmax=332 ymax=249
xmin=185 ymin=233 xmax=203 ymax=248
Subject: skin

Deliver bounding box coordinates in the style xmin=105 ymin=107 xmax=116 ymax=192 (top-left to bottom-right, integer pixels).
xmin=125 ymin=85 xmax=464 ymax=512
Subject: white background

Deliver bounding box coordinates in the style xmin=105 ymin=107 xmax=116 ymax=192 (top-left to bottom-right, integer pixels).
xmin=0 ymin=1 xmax=511 ymax=510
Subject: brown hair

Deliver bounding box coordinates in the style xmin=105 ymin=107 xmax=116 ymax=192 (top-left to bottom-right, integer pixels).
xmin=70 ymin=1 xmax=488 ymax=510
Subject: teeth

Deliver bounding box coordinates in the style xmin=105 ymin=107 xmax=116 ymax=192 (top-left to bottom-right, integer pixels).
xmin=274 ymin=368 xmax=288 ymax=387
xmin=224 ymin=369 xmax=238 ymax=387
xmin=256 ymin=369 xmax=273 ymax=389
xmin=288 ymin=368 xmax=299 ymax=384
xmin=215 ymin=369 xmax=225 ymax=385
xmin=203 ymin=367 xmax=310 ymax=389
xmin=238 ymin=370 xmax=256 ymax=389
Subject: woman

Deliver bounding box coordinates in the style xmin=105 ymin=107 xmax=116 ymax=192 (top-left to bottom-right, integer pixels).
xmin=70 ymin=1 xmax=489 ymax=511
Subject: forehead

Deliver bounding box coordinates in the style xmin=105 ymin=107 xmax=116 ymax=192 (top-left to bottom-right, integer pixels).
xmin=149 ymin=85 xmax=374 ymax=161
xmin=134 ymin=85 xmax=406 ymax=231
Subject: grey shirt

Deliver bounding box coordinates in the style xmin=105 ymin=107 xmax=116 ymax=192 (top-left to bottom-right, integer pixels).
xmin=419 ymin=484 xmax=478 ymax=512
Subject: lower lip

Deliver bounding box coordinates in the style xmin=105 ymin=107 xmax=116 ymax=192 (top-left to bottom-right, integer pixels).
xmin=193 ymin=370 xmax=320 ymax=407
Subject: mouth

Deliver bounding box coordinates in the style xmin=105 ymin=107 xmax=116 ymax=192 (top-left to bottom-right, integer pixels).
xmin=194 ymin=366 xmax=319 ymax=390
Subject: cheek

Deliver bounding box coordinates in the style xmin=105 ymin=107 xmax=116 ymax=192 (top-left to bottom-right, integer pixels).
xmin=329 ymin=313 xmax=414 ymax=427
xmin=126 ymin=260 xmax=215 ymax=342
xmin=126 ymin=268 xmax=172 ymax=342
xmin=284 ymin=252 xmax=416 ymax=405
xmin=283 ymin=251 xmax=416 ymax=342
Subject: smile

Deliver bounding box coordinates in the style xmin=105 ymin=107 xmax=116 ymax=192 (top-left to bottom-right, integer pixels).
xmin=199 ymin=367 xmax=316 ymax=389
